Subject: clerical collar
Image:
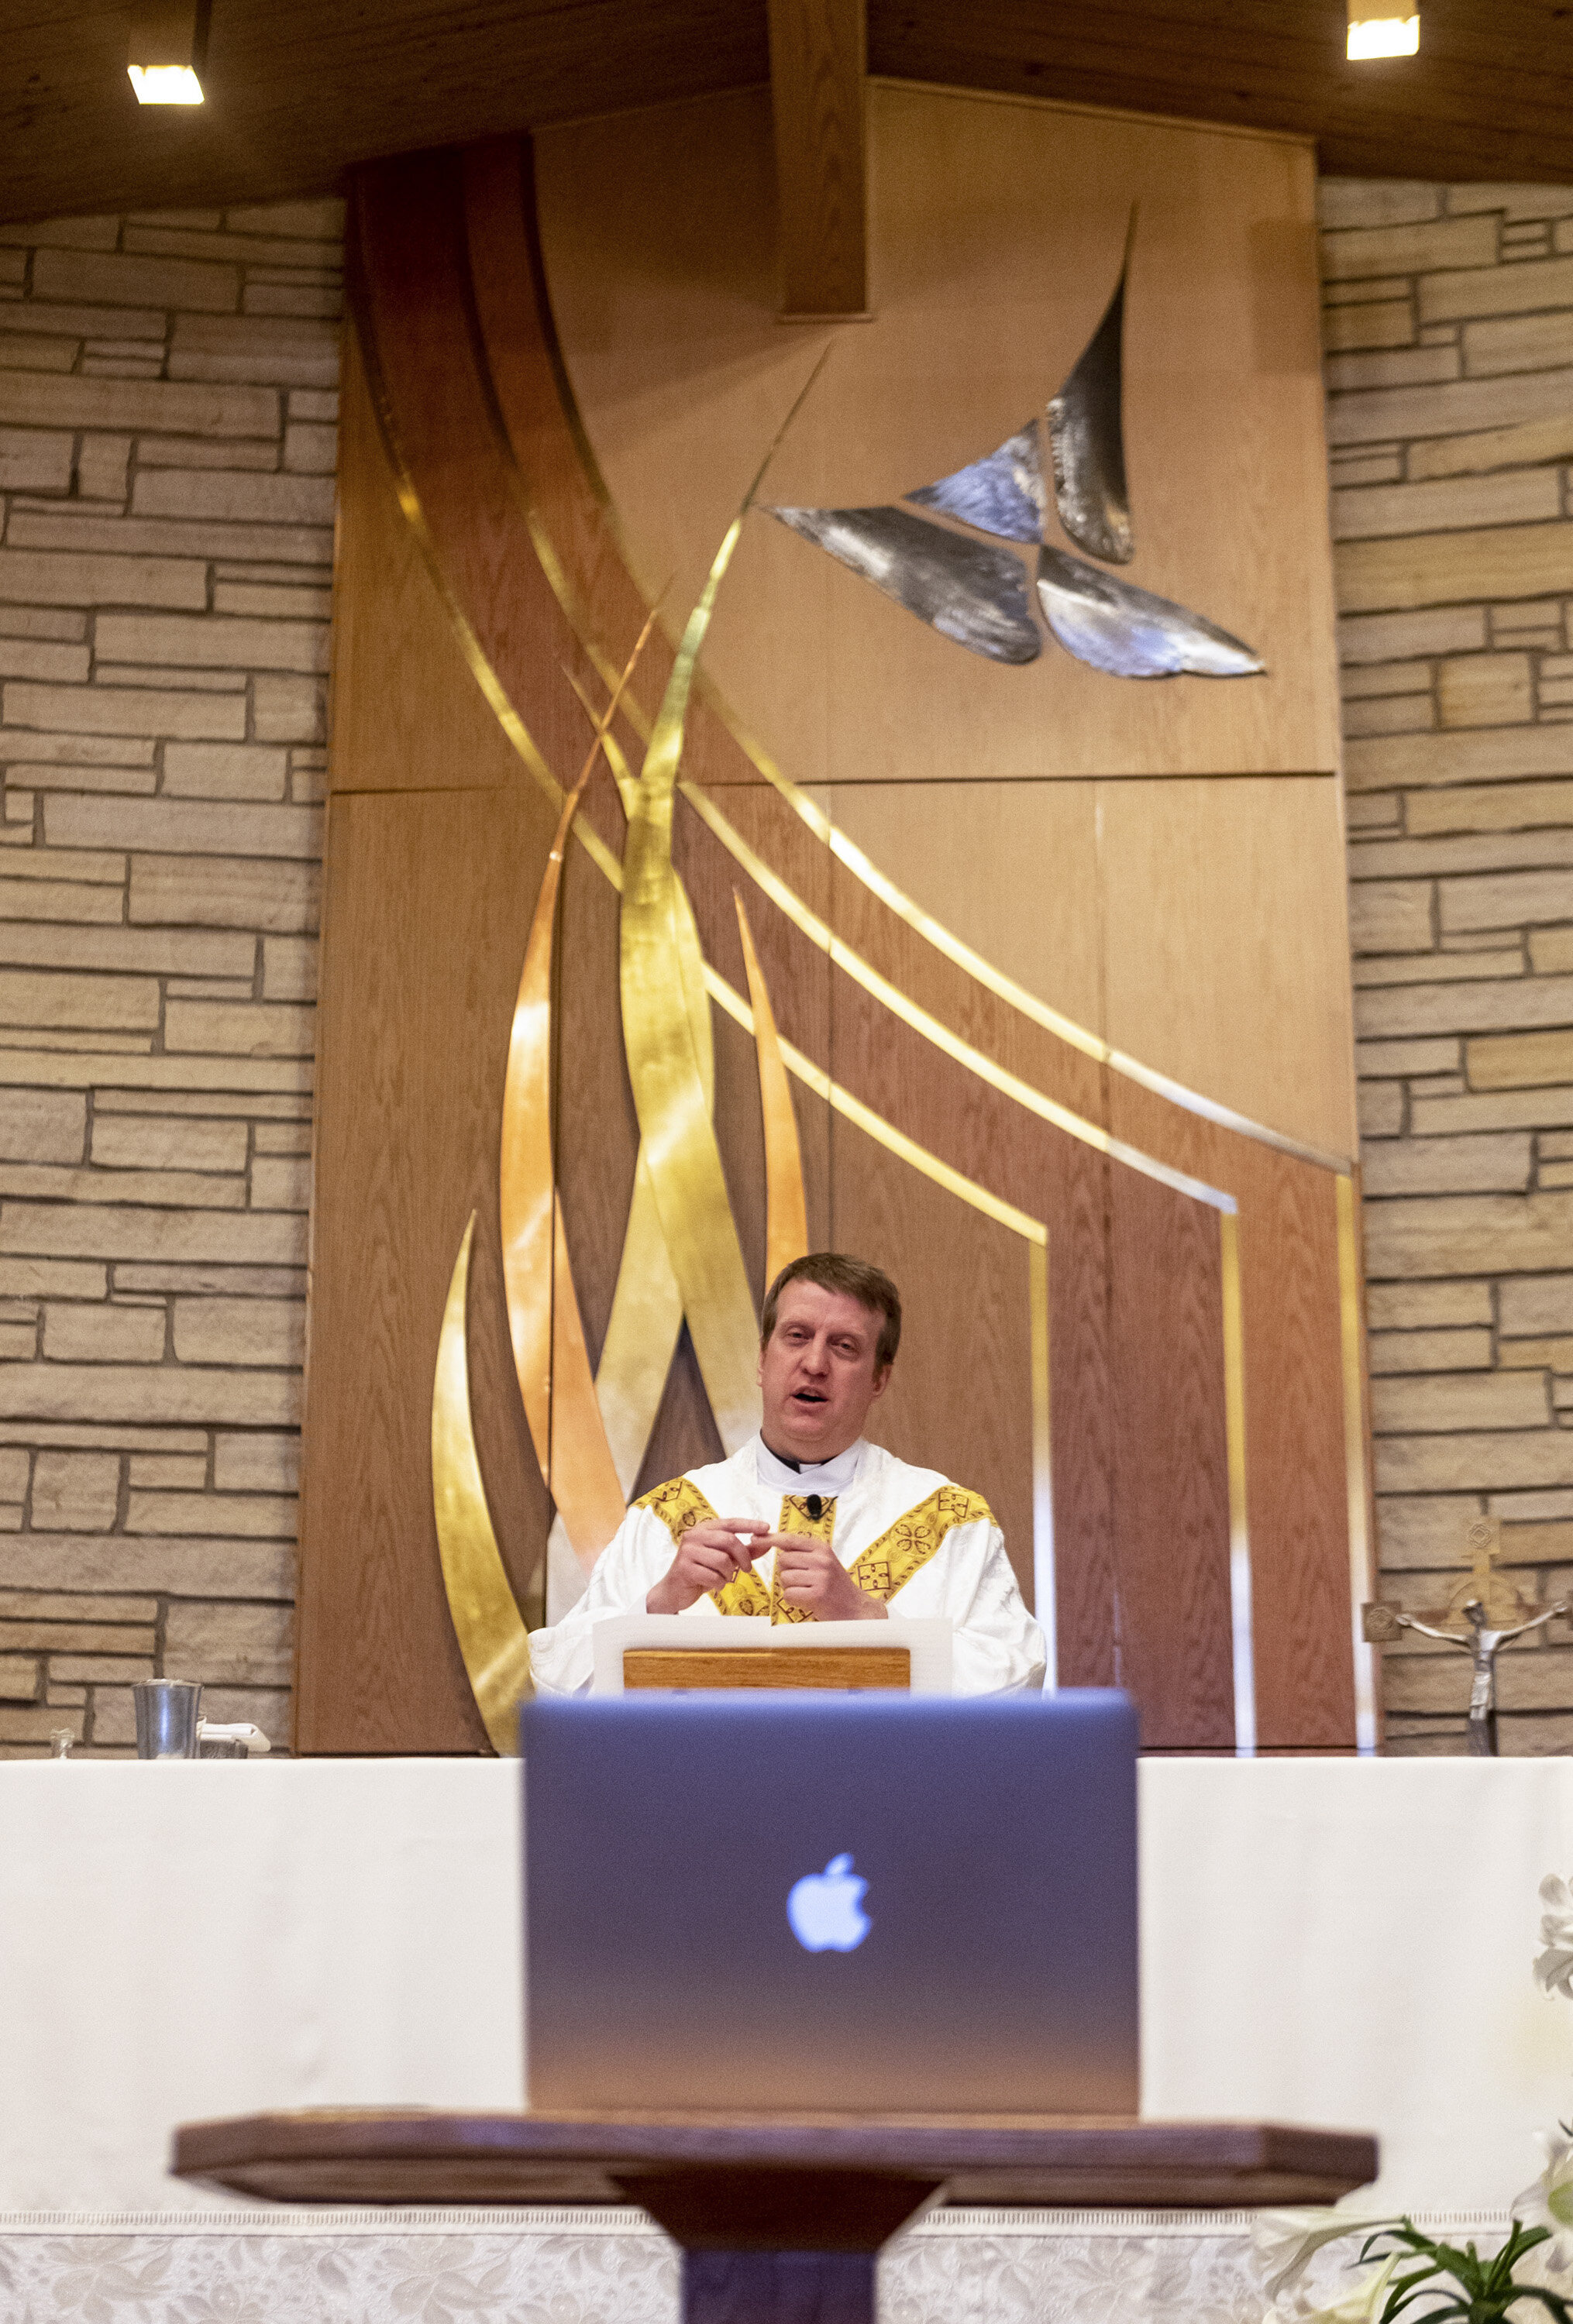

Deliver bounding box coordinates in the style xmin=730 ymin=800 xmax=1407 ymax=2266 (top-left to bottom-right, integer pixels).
xmin=754 ymin=1435 xmax=864 ymax=1497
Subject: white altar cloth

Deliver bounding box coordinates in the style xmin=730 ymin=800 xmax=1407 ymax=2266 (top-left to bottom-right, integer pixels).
xmin=1 ymin=1756 xmax=1569 ymax=2216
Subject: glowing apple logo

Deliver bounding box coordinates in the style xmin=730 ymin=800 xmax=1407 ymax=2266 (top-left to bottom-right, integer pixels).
xmin=786 ymin=1854 xmax=871 ymax=1953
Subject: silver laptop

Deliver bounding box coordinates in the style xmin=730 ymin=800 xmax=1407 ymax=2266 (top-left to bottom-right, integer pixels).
xmin=520 ymin=1691 xmax=1138 ymax=2114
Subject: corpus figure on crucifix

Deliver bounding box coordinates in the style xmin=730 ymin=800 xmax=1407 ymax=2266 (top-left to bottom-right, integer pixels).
xmin=1388 ymin=1597 xmax=1565 ymax=1757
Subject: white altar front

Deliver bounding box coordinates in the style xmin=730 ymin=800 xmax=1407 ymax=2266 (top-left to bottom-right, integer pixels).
xmin=1 ymin=1758 xmax=1568 ymax=2316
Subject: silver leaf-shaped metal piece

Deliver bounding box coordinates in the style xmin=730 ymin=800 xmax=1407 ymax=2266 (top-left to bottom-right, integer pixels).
xmin=768 ymin=504 xmax=1041 ymax=665
xmin=1047 ymin=211 xmax=1135 ymax=565
xmin=1035 ymin=545 xmax=1264 ymax=679
xmin=903 ymin=421 xmax=1045 ymax=544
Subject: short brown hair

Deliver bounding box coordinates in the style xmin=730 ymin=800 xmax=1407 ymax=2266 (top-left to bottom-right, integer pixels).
xmin=761 ymin=1253 xmax=902 ymax=1373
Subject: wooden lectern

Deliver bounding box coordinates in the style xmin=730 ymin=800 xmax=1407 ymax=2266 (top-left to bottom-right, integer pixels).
xmin=589 ymin=1615 xmax=954 ymax=1693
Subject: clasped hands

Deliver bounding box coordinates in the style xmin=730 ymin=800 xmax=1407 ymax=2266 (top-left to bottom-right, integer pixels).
xmin=645 ymin=1516 xmax=888 ymax=1621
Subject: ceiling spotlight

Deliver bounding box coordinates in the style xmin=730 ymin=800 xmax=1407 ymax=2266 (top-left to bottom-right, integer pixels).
xmin=1347 ymin=2 xmax=1419 ymax=57
xmin=128 ymin=0 xmax=211 ymax=104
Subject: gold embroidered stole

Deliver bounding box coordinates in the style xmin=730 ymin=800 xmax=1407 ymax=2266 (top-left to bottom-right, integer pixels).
xmin=637 ymin=1473 xmax=993 ymax=1624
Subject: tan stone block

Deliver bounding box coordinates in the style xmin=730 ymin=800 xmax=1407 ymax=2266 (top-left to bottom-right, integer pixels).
xmin=1412 ymin=412 xmax=1573 ymax=480
xmin=130 ymin=460 xmax=335 ymax=525
xmin=228 ymin=199 xmax=346 ymax=240
xmin=1500 ymin=1275 xmax=1573 ymax=1334
xmin=0 ymin=1203 xmax=306 ymax=1264
xmin=1322 ymin=297 xmax=1413 ymax=355
xmin=168 ymin=311 xmax=339 ymax=387
xmin=0 ymin=1653 xmax=40 ymax=1701
xmin=289 ymin=388 xmax=339 ymax=422
xmin=1328 ymin=363 xmax=1573 ymax=450
xmin=4 ymin=1533 xmax=290 ymax=1595
xmin=0 ymin=373 xmax=277 ymax=440
xmin=91 ymin=1114 xmax=249 ymax=1174
xmin=260 ymin=935 xmax=317 ymax=1001
xmin=1341 ymin=658 xmax=1432 ymax=701
xmin=0 ymin=1319 xmax=37 ymax=1358
xmin=51 ymin=1654 xmax=157 ymax=1682
xmin=1339 ymin=607 xmax=1486 ymax=664
xmin=41 ymin=1301 xmax=166 ymax=1363
xmin=164 ymin=1598 xmax=293 ymax=1683
xmin=33 ymin=246 xmax=238 ymax=313
xmin=125 ymin=222 xmax=338 ymax=270
xmin=3 ymin=1618 xmax=154 ymax=1653
xmin=1371 ymin=1369 xmax=1549 ymax=1432
xmin=1436 ymin=652 xmax=1533 ymax=730
xmin=1375 ymin=1429 xmax=1573 ymax=1491
xmin=1466 ymin=311 xmax=1573 ymax=376
xmin=1500 ymin=1336 xmax=1573 ymax=1370
xmin=9 ymin=508 xmax=329 ymax=569
xmin=165 ymin=1000 xmax=314 ymax=1057
xmin=0 ymin=427 xmax=73 ymax=493
xmin=1496 ymin=1648 xmax=1573 ymax=1712
xmin=1356 ymin=1037 xmax=1460 ymax=1074
xmin=1530 ymin=929 xmax=1573 ymax=974
xmin=1364 ymin=1189 xmax=1573 ymax=1278
xmin=1544 ymin=1133 xmax=1573 ymax=1158
xmin=250 ymin=1157 xmax=310 ymax=1210
xmin=30 ymin=1449 xmax=119 ymax=1529
xmin=0 ymin=1162 xmax=243 ymax=1208
xmin=1383 ymin=1656 xmax=1484 ymax=1714
xmin=1368 ymin=1325 xmax=1493 ymax=1373
xmin=1374 ymin=1493 xmax=1479 ymax=1567
xmin=1322 ymin=212 xmax=1496 ymax=281
xmin=1317 ymin=181 xmax=1440 ymax=231
xmin=0 ymin=1050 xmax=310 ymax=1097
xmin=127 ymin=1452 xmax=206 ymax=1487
xmin=1413 ymin=1088 xmax=1573 ymax=1133
xmin=1418 ymin=251 xmax=1573 ymax=323
xmin=74 ymin=432 xmax=130 ymax=504
xmin=1545 ymin=1163 xmax=1573 ymax=1188
xmin=1410 ymin=781 xmax=1573 ymax=837
xmin=213 ymin=1431 xmax=298 ymax=1492
xmin=0 ymin=1089 xmax=84 ymax=1164
xmin=0 ymin=925 xmax=255 ymax=980
xmin=1334 ymin=471 xmax=1559 ymax=544
xmin=0 ymin=1705 xmax=81 ymax=1743
xmin=1368 ymin=1281 xmax=1493 ymax=1329
xmin=172 ymin=1295 xmax=305 ymax=1365
xmin=0 ymin=966 xmax=159 ymax=1031
xmin=1358 ymin=977 xmax=1571 ymax=1040
xmin=6 ymin=680 xmax=246 ymax=744
xmin=213 ymin=582 xmax=332 ymax=621
xmin=193 ymin=1681 xmax=293 ymax=1747
xmin=283 ymin=418 xmax=338 ymax=472
xmin=1501 ymin=1521 xmax=1573 ymax=1563
xmin=1 ymin=1361 xmax=299 ymax=1425
xmin=127 ymin=1488 xmax=297 ymax=1538
xmin=129 ymin=852 xmax=319 ymax=933
xmin=1356 ymin=948 xmax=1524 ymax=987
xmin=0 ymin=634 xmax=91 ymax=682
xmin=0 ymin=1446 xmax=27 ymax=1502
xmin=253 ymin=674 xmax=323 ymax=743
xmin=46 ymin=795 xmax=320 ymax=858
xmin=1440 ymin=867 xmax=1573 ymax=930
xmin=1349 ymin=724 xmax=1573 ymax=793
xmin=1468 ymin=1026 xmax=1573 ymax=1088
xmin=96 ymin=612 xmax=329 ymax=676
xmin=5 ymin=765 xmax=156 ymax=799
xmin=163 ymin=743 xmax=287 ymax=802
xmin=0 ymin=1257 xmax=106 ymax=1298
xmin=1361 ymin=1133 xmax=1532 ymax=1195
xmin=1358 ymin=1082 xmax=1404 ymax=1136
xmin=1343 ymin=693 xmax=1432 ymax=739
xmin=1337 ymin=520 xmax=1573 ymax=617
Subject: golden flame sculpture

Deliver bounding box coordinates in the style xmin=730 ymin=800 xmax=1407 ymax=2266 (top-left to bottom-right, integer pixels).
xmin=431 ymin=461 xmax=817 ymax=1752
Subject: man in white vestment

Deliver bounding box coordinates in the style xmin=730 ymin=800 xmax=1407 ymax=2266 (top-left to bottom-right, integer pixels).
xmin=528 ymin=1252 xmax=1047 ymax=1696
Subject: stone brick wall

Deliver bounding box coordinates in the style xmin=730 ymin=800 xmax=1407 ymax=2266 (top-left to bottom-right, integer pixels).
xmin=1321 ymin=180 xmax=1573 ymax=1752
xmin=0 ymin=204 xmax=340 ymax=1754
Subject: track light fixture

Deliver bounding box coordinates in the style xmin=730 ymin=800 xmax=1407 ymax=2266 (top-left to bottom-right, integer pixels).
xmin=127 ymin=0 xmax=211 ymax=104
xmin=1347 ymin=0 xmax=1419 ymax=57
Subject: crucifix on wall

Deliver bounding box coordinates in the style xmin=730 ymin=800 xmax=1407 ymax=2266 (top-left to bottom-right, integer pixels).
xmin=1363 ymin=1517 xmax=1567 ymax=1757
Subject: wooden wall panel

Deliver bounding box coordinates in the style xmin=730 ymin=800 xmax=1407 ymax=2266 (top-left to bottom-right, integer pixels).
xmin=536 ymin=82 xmax=1340 ymax=785
xmin=298 ymin=115 xmax=1368 ymax=1757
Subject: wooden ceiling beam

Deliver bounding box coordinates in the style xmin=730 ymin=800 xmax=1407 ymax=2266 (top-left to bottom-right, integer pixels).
xmin=768 ymin=0 xmax=869 ymax=318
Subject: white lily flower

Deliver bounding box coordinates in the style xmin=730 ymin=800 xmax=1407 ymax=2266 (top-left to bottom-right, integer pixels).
xmin=1264 ymin=2251 xmax=1401 ymax=2324
xmin=1535 ymin=1875 xmax=1573 ymax=2003
xmin=1252 ymin=2211 xmax=1387 ymax=2308
xmin=1513 ymin=2130 xmax=1573 ymax=2274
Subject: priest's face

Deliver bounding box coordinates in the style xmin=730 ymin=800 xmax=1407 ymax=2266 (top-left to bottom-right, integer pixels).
xmin=758 ymin=1281 xmax=890 ymax=1463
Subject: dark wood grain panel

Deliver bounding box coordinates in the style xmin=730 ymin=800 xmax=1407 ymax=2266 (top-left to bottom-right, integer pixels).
xmin=1104 ymin=1167 xmax=1234 ymax=1752
xmin=296 ymin=786 xmax=556 ymax=1753
xmin=1045 ymin=1127 xmax=1117 ymax=1690
xmin=768 ymin=0 xmax=868 ymax=317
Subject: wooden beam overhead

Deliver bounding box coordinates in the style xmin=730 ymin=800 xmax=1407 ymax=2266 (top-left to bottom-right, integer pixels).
xmin=2 ymin=0 xmax=1573 ymax=230
xmin=768 ymin=0 xmax=869 ymax=318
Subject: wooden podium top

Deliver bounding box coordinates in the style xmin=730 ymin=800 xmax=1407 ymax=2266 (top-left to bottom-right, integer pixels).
xmin=174 ymin=2107 xmax=1379 ymax=2217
